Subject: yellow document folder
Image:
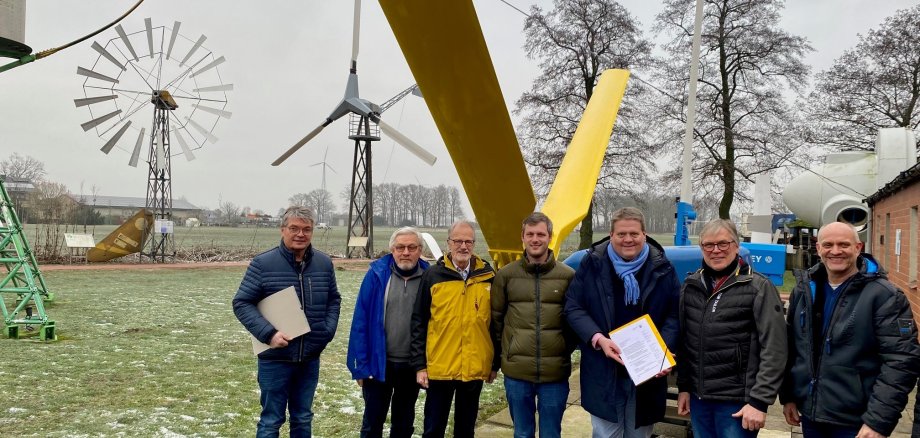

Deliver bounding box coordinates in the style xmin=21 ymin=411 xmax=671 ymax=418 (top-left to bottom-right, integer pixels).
xmin=609 ymin=314 xmax=676 ymax=385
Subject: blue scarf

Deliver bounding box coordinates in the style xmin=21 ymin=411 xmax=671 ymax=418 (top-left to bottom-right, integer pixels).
xmin=607 ymin=242 xmax=649 ymax=305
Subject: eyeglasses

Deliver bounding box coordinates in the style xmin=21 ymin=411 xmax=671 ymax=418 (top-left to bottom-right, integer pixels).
xmin=449 ymin=239 xmax=475 ymax=247
xmin=286 ymin=226 xmax=313 ymax=236
xmin=393 ymin=244 xmax=420 ymax=252
xmin=701 ymin=240 xmax=734 ymax=252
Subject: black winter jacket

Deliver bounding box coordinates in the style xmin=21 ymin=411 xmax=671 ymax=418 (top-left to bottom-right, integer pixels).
xmin=564 ymin=236 xmax=680 ymax=426
xmin=779 ymin=255 xmax=920 ymax=435
xmin=233 ymin=241 xmax=341 ymax=361
xmin=677 ymin=260 xmax=787 ymax=412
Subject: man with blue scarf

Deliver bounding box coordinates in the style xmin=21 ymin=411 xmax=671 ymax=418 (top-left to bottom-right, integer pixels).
xmin=564 ymin=207 xmax=680 ymax=438
xmin=780 ymin=222 xmax=920 ymax=438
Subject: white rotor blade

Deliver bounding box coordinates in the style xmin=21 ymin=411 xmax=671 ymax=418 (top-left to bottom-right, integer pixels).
xmin=352 ymin=0 xmax=361 ymax=63
xmin=194 ymin=84 xmax=233 ymax=93
xmin=145 ymin=18 xmax=154 ymax=58
xmin=155 ymin=135 xmax=165 ymax=172
xmin=129 ymin=128 xmax=145 ymax=167
xmin=81 ymin=109 xmax=122 ymax=132
xmin=173 ymin=129 xmax=196 ymax=161
xmin=74 ymin=95 xmax=118 ymax=107
xmin=272 ymin=124 xmax=327 ymax=166
xmin=91 ymin=42 xmax=126 ymax=71
xmin=167 ymin=21 xmax=181 ymax=60
xmin=421 ymin=232 xmax=443 ymax=259
xmin=100 ymin=121 xmax=132 ymax=154
xmin=115 ymin=24 xmax=138 ymax=61
xmin=185 ymin=117 xmax=219 ymax=143
xmin=77 ymin=67 xmax=119 ymax=83
xmin=190 ymin=56 xmax=225 ymax=78
xmin=194 ymin=104 xmax=232 ymax=119
xmin=180 ymin=35 xmax=207 ymax=66
xmin=378 ymin=120 xmax=436 ymax=166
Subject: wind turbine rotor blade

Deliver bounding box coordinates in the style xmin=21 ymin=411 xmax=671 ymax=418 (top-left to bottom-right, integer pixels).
xmin=378 ymin=120 xmax=437 ymax=166
xmin=180 ymin=35 xmax=207 ymax=66
xmin=91 ymin=42 xmax=126 ymax=71
xmin=193 ymin=83 xmax=233 ymax=92
xmin=185 ymin=117 xmax=219 ymax=143
xmin=74 ymin=95 xmax=118 ymax=107
xmin=77 ymin=67 xmax=119 ymax=83
xmin=114 ymin=24 xmax=139 ymax=61
xmin=155 ymin=135 xmax=165 ymax=172
xmin=145 ymin=18 xmax=154 ymax=58
xmin=272 ymin=123 xmax=327 ymax=166
xmin=81 ymin=109 xmax=122 ymax=132
xmin=100 ymin=121 xmax=132 ymax=154
xmin=129 ymin=128 xmax=145 ymax=167
xmin=173 ymin=129 xmax=196 ymax=161
xmin=352 ymin=0 xmax=361 ymax=63
xmin=194 ymin=104 xmax=232 ymax=119
xmin=190 ymin=56 xmax=225 ymax=78
xmin=166 ymin=21 xmax=181 ymax=60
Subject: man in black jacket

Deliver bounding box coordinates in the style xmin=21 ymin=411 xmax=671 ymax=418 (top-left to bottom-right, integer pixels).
xmin=781 ymin=222 xmax=920 ymax=438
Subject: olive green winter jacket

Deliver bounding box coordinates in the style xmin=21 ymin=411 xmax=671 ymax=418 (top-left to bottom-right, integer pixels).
xmin=490 ymin=251 xmax=576 ymax=383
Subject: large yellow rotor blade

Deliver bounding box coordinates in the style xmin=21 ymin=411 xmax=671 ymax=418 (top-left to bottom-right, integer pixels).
xmin=379 ymin=0 xmax=535 ymax=266
xmin=542 ymin=70 xmax=631 ymax=254
xmin=86 ymin=209 xmax=153 ymax=262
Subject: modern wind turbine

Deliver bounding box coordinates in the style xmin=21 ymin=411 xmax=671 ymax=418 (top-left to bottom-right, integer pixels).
xmin=310 ymin=146 xmax=337 ymax=224
xmin=272 ymin=0 xmax=435 ymax=258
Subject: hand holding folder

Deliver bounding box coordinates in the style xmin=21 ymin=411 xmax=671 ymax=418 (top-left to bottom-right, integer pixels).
xmin=250 ymin=286 xmax=311 ymax=355
xmin=608 ymin=314 xmax=675 ymax=385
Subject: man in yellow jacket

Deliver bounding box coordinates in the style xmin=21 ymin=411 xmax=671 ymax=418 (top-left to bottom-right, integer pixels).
xmin=412 ymin=220 xmax=496 ymax=438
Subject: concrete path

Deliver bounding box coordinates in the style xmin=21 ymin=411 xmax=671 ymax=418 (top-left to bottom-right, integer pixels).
xmin=476 ymin=370 xmax=917 ymax=437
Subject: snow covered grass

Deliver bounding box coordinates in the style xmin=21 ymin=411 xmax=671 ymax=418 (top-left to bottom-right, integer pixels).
xmin=0 ymin=266 xmax=507 ymax=436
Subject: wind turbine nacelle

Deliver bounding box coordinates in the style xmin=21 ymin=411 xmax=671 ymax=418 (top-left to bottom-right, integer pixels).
xmin=0 ymin=0 xmax=30 ymax=58
xmin=782 ymin=128 xmax=917 ymax=232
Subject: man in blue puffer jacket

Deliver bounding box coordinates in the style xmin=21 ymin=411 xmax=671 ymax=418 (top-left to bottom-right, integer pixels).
xmin=234 ymin=206 xmax=341 ymax=438
xmin=347 ymin=227 xmax=430 ymax=438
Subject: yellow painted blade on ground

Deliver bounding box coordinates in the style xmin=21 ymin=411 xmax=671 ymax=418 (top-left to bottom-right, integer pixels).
xmin=542 ymin=69 xmax=630 ymax=254
xmin=86 ymin=209 xmax=153 ymax=262
xmin=379 ymin=0 xmax=535 ymax=266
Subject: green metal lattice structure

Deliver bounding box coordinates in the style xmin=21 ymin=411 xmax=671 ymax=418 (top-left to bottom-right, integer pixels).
xmin=0 ymin=176 xmax=55 ymax=340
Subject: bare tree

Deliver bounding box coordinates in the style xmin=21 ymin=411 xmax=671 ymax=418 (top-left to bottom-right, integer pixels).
xmin=306 ymin=189 xmax=336 ymax=224
xmin=807 ymin=4 xmax=920 ymax=152
xmin=655 ymin=0 xmax=812 ymax=218
xmin=0 ymin=153 xmax=46 ymax=182
xmin=517 ymin=0 xmax=657 ymax=248
xmin=219 ymin=200 xmax=241 ymax=225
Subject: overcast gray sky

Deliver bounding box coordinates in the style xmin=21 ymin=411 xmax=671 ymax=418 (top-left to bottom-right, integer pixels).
xmin=1 ymin=0 xmax=916 ymax=216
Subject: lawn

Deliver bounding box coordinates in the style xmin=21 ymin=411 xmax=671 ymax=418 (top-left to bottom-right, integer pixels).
xmin=0 ymin=266 xmax=507 ymax=437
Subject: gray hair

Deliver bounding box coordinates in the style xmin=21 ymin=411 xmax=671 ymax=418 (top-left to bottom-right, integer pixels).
xmin=699 ymin=219 xmax=740 ymax=243
xmin=522 ymin=212 xmax=553 ymax=237
xmin=281 ymin=206 xmax=315 ymax=227
xmin=389 ymin=226 xmax=423 ymax=249
xmin=610 ymin=207 xmax=646 ymax=232
xmin=448 ymin=220 xmax=476 ymax=239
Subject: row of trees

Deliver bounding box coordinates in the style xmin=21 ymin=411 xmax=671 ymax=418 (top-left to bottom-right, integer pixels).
xmin=517 ymin=0 xmax=920 ymax=247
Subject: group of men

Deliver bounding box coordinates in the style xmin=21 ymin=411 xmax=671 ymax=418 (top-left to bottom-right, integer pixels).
xmin=234 ymin=205 xmax=920 ymax=438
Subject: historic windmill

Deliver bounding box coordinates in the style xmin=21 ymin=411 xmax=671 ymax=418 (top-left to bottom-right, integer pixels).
xmin=272 ymin=0 xmax=434 ymax=258
xmin=75 ymin=18 xmax=231 ymax=262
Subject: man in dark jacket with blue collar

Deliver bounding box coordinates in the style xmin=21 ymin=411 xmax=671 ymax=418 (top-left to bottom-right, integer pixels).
xmin=347 ymin=227 xmax=430 ymax=438
xmin=781 ymin=222 xmax=920 ymax=438
xmin=564 ymin=207 xmax=680 ymax=438
xmin=233 ymin=206 xmax=341 ymax=438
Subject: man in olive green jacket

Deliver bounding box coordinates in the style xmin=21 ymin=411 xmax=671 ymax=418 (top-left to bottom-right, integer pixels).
xmin=491 ymin=212 xmax=575 ymax=438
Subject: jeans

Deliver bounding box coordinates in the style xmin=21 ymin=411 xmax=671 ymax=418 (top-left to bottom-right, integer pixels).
xmin=422 ymin=379 xmax=483 ymax=438
xmin=800 ymin=417 xmax=861 ymax=438
xmin=256 ymin=358 xmax=320 ymax=438
xmin=590 ymin=377 xmax=651 ymax=438
xmin=360 ymin=361 xmax=420 ymax=438
xmin=503 ymin=375 xmax=569 ymax=438
xmin=689 ymin=397 xmax=757 ymax=438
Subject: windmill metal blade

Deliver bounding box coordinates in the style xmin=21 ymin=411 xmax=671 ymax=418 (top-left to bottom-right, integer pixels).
xmin=377 ymin=119 xmax=436 ymax=166
xmin=194 ymin=83 xmax=233 ymax=92
xmin=74 ymin=95 xmax=118 ymax=107
xmin=352 ymin=0 xmax=361 ymax=63
xmin=129 ymin=128 xmax=145 ymax=167
xmin=185 ymin=117 xmax=219 ymax=143
xmin=190 ymin=56 xmax=225 ymax=78
xmin=272 ymin=123 xmax=327 ymax=166
xmin=155 ymin=135 xmax=165 ymax=171
xmin=173 ymin=129 xmax=196 ymax=161
xmin=77 ymin=67 xmax=119 ymax=83
xmin=100 ymin=121 xmax=132 ymax=154
xmin=167 ymin=21 xmax=181 ymax=60
xmin=194 ymin=104 xmax=232 ymax=119
xmin=91 ymin=42 xmax=126 ymax=71
xmin=115 ymin=24 xmax=139 ymax=61
xmin=180 ymin=35 xmax=207 ymax=66
xmin=145 ymin=18 xmax=154 ymax=58
xmin=81 ymin=109 xmax=122 ymax=131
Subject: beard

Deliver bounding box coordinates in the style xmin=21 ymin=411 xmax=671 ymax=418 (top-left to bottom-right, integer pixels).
xmin=396 ymin=260 xmax=417 ymax=271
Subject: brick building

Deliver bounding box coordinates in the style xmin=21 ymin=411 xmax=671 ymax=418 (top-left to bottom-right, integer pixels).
xmin=865 ymin=162 xmax=920 ymax=327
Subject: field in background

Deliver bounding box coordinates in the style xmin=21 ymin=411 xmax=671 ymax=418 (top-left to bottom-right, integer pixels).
xmin=0 ymin=267 xmax=506 ymax=436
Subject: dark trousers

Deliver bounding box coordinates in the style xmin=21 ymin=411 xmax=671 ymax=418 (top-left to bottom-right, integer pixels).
xmin=423 ymin=379 xmax=484 ymax=438
xmin=360 ymin=361 xmax=420 ymax=438
xmin=256 ymin=358 xmax=320 ymax=438
xmin=800 ymin=417 xmax=861 ymax=438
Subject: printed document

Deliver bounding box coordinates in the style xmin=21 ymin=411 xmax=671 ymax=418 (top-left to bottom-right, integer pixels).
xmin=251 ymin=286 xmax=311 ymax=355
xmin=609 ymin=314 xmax=675 ymax=385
